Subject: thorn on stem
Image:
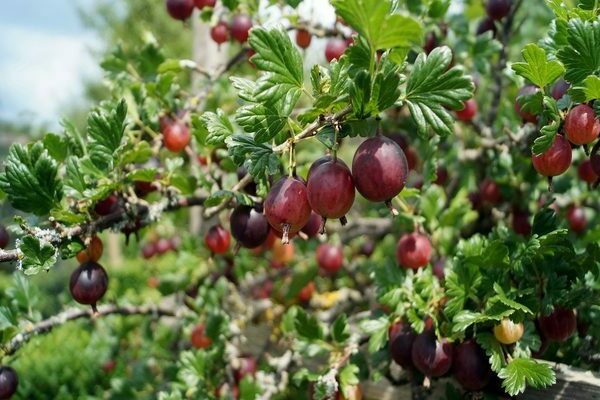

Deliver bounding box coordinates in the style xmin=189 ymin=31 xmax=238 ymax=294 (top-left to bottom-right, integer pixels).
xmin=339 ymin=216 xmax=348 ymax=226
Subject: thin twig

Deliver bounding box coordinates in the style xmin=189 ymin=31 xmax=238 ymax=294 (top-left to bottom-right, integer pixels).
xmin=1 ymin=303 xmax=177 ymax=356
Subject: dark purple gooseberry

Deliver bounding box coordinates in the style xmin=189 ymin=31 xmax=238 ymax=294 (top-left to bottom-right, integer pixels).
xmin=307 ymin=155 xmax=347 ymax=180
xmin=0 ymin=366 xmax=18 ymax=399
xmin=141 ymin=243 xmax=157 ymax=259
xmin=591 ymin=153 xmax=600 ymax=177
xmin=307 ymin=159 xmax=355 ymax=230
xmin=94 ymin=194 xmax=119 ymax=216
xmin=0 ymin=225 xmax=9 ymax=249
xmin=165 ymin=0 xmax=195 ymax=21
xmin=69 ymin=261 xmax=109 ymax=313
xmin=538 ymin=307 xmax=577 ymax=342
xmin=264 ymin=177 xmax=312 ymax=244
xmin=423 ymin=32 xmax=438 ymax=54
xmin=485 ymin=0 xmax=511 ymax=20
xmin=411 ymin=329 xmax=453 ymax=377
xmin=512 ymin=208 xmax=531 ymax=236
xmin=432 ymin=259 xmax=445 ymax=281
xmin=301 ymin=211 xmax=322 ymax=238
xmin=388 ymin=321 xmax=417 ymax=369
xmin=476 ymin=17 xmax=497 ymax=36
xmin=230 ymin=205 xmax=270 ymax=249
xmin=352 ymin=136 xmax=408 ymax=215
xmin=360 ymin=240 xmax=375 ymax=257
xmin=452 ymin=339 xmax=492 ymax=391
xmin=551 ymin=79 xmax=570 ymax=100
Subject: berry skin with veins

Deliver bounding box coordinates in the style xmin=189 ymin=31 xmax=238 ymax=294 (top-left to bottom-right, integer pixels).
xmin=531 ymin=134 xmax=572 ymax=177
xmin=0 ymin=366 xmax=18 ymax=400
xmin=538 ymin=307 xmax=577 ymax=342
xmin=352 ymin=136 xmax=409 ymax=214
xmin=230 ymin=15 xmax=253 ymax=43
xmin=564 ymin=104 xmax=600 ymax=145
xmin=452 ymin=339 xmax=492 ymax=391
xmin=316 ymin=244 xmax=344 ymax=275
xmin=230 ymin=205 xmax=270 ymax=249
xmin=396 ymin=233 xmax=432 ymax=270
xmin=166 ymin=0 xmax=194 ymax=21
xmin=578 ymin=159 xmax=598 ymax=184
xmin=307 ymin=159 xmax=355 ymax=228
xmin=325 ymin=38 xmax=348 ymax=62
xmin=204 ymin=225 xmax=231 ymax=254
xmin=493 ymin=318 xmax=524 ymax=344
xmin=211 ymin=21 xmax=229 ymax=45
xmin=264 ymin=177 xmax=312 ymax=244
xmin=69 ymin=261 xmax=109 ymax=313
xmin=566 ymin=205 xmax=587 ymax=233
xmin=411 ymin=329 xmax=453 ymax=377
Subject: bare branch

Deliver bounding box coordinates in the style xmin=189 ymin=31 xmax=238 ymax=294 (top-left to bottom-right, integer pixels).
xmin=2 ymin=303 xmax=178 ymax=356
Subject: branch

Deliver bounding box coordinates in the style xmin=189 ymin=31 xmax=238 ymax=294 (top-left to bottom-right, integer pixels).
xmin=0 ymin=195 xmax=207 ymax=264
xmin=203 ymin=174 xmax=254 ymax=218
xmin=273 ymin=105 xmax=353 ymax=154
xmin=2 ymin=303 xmax=177 ymax=356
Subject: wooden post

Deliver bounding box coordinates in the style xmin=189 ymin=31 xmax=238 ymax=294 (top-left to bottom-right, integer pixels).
xmin=189 ymin=10 xmax=229 ymax=235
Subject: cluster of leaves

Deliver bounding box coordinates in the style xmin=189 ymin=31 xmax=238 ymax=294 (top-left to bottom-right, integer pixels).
xmin=1 ymin=0 xmax=600 ymax=399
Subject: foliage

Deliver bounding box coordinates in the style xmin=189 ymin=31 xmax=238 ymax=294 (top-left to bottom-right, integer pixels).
xmin=0 ymin=0 xmax=600 ymax=399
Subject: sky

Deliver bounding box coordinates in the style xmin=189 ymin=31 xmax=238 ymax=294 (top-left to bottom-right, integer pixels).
xmin=0 ymin=0 xmax=101 ymax=128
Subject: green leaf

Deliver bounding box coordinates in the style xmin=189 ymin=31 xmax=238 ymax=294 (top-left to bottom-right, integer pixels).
xmin=491 ymin=284 xmax=533 ymax=315
xmin=120 ymin=141 xmax=153 ymax=165
xmin=452 ymin=310 xmax=486 ymax=333
xmin=42 ymin=133 xmax=69 ymax=162
xmin=201 ymin=109 xmax=234 ymax=146
xmin=556 ymin=19 xmax=600 ymax=85
xmin=339 ymin=364 xmax=360 ymax=398
xmin=444 ymin=261 xmax=482 ymax=318
xmin=532 ymin=96 xmax=561 ymax=155
xmin=249 ymin=27 xmax=304 ymax=105
xmin=498 ymin=358 xmax=556 ymax=396
xmin=511 ymin=44 xmax=565 ymax=88
xmin=532 ymin=207 xmax=558 ymax=235
xmin=0 ymin=306 xmax=18 ymax=344
xmin=236 ymin=103 xmax=289 ymax=143
xmin=476 ymin=332 xmax=505 ymax=373
xmin=0 ymin=143 xmax=63 ymax=215
xmin=331 ymin=314 xmax=351 ymax=344
xmin=226 ymin=135 xmax=281 ymax=178
xmin=361 ymin=316 xmax=390 ymax=353
xmin=404 ymin=47 xmax=474 ymax=136
xmin=294 ymin=308 xmax=324 ymax=341
xmin=331 ymin=0 xmax=422 ymax=50
xmin=204 ymin=190 xmax=234 ymax=207
xmin=239 ymin=376 xmax=262 ymax=400
xmin=19 ymin=235 xmax=58 ymax=275
xmin=88 ymin=99 xmax=128 ymax=170
xmin=581 ymin=75 xmax=600 ymax=101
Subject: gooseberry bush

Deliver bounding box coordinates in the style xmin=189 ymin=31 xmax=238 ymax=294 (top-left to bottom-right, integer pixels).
xmin=0 ymin=0 xmax=599 ymax=399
